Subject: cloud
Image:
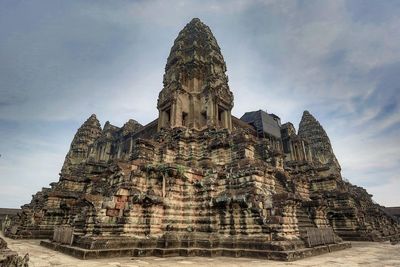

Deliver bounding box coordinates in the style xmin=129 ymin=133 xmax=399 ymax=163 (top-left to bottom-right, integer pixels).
xmin=0 ymin=0 xmax=399 ymax=207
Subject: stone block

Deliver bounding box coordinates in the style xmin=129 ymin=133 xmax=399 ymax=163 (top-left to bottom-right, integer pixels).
xmin=102 ymin=201 xmax=115 ymax=209
xmin=115 ymin=201 xmax=126 ymax=210
xmin=106 ymin=209 xmax=119 ymax=217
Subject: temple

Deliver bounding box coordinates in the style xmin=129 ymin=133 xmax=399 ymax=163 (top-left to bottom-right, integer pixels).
xmin=4 ymin=18 xmax=399 ymax=261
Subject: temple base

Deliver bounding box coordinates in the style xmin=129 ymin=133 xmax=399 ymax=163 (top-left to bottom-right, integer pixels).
xmin=40 ymin=240 xmax=351 ymax=261
xmin=5 ymin=229 xmax=53 ymax=240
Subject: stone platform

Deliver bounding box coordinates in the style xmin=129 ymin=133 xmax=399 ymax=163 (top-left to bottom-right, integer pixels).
xmin=40 ymin=240 xmax=351 ymax=261
xmin=2 ymin=233 xmax=399 ymax=267
xmin=6 ymin=229 xmax=53 ymax=240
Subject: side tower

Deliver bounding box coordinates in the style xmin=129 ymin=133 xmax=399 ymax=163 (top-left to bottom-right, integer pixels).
xmin=157 ymin=18 xmax=233 ymax=131
xmin=61 ymin=114 xmax=102 ymax=175
xmin=298 ymin=110 xmax=341 ymax=173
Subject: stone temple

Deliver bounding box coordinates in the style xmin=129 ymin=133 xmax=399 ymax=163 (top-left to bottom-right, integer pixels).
xmin=5 ymin=18 xmax=399 ymax=261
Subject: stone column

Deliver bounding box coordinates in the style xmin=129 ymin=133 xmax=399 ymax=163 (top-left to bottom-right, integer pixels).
xmin=289 ymin=141 xmax=294 ymax=161
xmin=308 ymin=147 xmax=313 ymax=163
xmin=129 ymin=138 xmax=133 ymax=155
xmin=223 ymin=110 xmax=229 ymax=128
xmin=301 ymin=140 xmax=307 ymax=161
xmin=228 ymin=112 xmax=232 ymax=131
xmin=193 ymin=96 xmax=200 ymax=129
xmin=171 ymin=101 xmax=177 ymax=127
xmin=207 ymin=98 xmax=215 ymax=126
xmin=157 ymin=110 xmax=164 ymax=131
xmin=215 ymin=102 xmax=219 ymax=127
xmin=293 ymin=143 xmax=298 ymax=161
xmin=185 ymin=95 xmax=192 ymax=128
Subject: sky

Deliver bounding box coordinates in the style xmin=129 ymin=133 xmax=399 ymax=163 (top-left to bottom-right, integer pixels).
xmin=0 ymin=0 xmax=399 ymax=208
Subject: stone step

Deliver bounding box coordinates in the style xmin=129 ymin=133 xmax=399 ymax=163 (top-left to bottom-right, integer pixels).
xmin=296 ymin=209 xmax=316 ymax=236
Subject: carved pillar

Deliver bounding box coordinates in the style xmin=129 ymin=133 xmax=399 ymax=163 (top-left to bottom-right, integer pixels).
xmin=302 ymin=140 xmax=307 ymax=161
xmin=193 ymin=96 xmax=200 ymax=129
xmin=189 ymin=95 xmax=195 ymax=128
xmin=129 ymin=137 xmax=133 ymax=155
xmin=308 ymin=147 xmax=313 ymax=163
xmin=294 ymin=144 xmax=300 ymax=161
xmin=157 ymin=110 xmax=164 ymax=131
xmin=207 ymin=98 xmax=215 ymax=126
xmin=228 ymin=112 xmax=232 ymax=131
xmin=215 ymin=102 xmax=221 ymax=127
xmin=223 ymin=110 xmax=229 ymax=129
xmin=171 ymin=101 xmax=177 ymax=127
xmin=289 ymin=141 xmax=294 ymax=161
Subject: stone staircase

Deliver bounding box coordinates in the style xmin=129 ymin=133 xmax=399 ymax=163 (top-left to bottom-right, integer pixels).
xmin=296 ymin=208 xmax=317 ymax=241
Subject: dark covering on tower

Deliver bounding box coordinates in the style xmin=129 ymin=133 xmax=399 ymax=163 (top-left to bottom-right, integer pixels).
xmin=240 ymin=110 xmax=281 ymax=138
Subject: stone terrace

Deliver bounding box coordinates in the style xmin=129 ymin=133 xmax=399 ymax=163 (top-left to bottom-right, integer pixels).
xmin=2 ymin=233 xmax=400 ymax=267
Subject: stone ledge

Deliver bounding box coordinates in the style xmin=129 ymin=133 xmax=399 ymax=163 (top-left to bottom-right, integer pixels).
xmin=6 ymin=230 xmax=53 ymax=240
xmin=40 ymin=240 xmax=351 ymax=261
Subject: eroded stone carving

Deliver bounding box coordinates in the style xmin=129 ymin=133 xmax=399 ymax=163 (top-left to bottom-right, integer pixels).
xmin=158 ymin=18 xmax=233 ymax=131
xmin=298 ymin=110 xmax=341 ymax=173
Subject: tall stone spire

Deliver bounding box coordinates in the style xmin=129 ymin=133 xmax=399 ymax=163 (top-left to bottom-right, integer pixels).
xmin=157 ymin=18 xmax=234 ymax=131
xmin=61 ymin=114 xmax=102 ymax=175
xmin=298 ymin=111 xmax=341 ymax=172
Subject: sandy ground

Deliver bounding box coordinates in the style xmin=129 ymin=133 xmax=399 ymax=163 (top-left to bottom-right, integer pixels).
xmin=2 ymin=233 xmax=399 ymax=267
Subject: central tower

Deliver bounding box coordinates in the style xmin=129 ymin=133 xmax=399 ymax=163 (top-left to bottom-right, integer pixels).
xmin=157 ymin=18 xmax=234 ymax=131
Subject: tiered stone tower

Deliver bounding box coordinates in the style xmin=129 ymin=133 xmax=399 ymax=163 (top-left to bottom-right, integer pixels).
xmin=61 ymin=114 xmax=102 ymax=175
xmin=298 ymin=111 xmax=341 ymax=173
xmin=158 ymin=18 xmax=233 ymax=131
xmin=5 ymin=18 xmax=399 ymax=261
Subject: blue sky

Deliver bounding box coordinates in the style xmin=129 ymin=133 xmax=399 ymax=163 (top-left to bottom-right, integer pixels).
xmin=0 ymin=0 xmax=399 ymax=208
